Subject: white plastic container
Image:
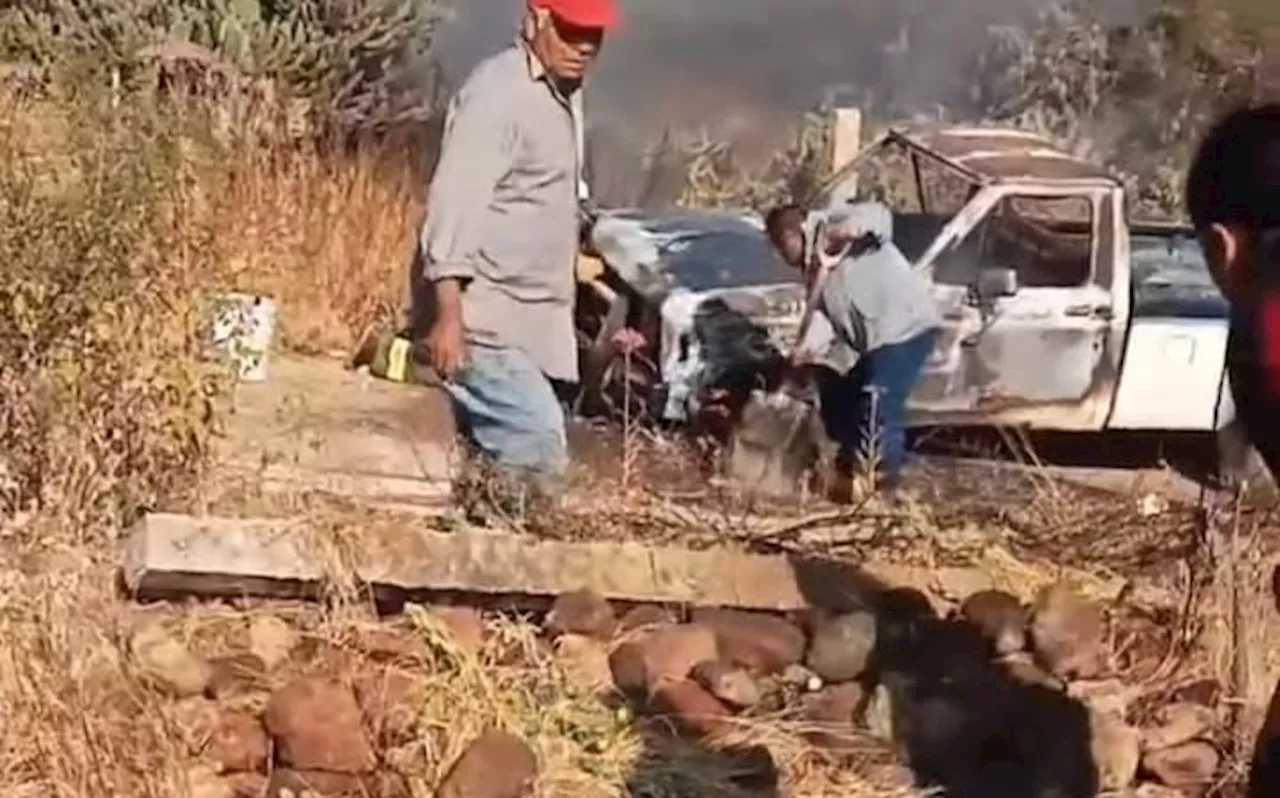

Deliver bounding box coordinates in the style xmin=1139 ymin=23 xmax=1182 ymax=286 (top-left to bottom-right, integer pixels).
xmin=209 ymin=293 xmax=277 ymax=382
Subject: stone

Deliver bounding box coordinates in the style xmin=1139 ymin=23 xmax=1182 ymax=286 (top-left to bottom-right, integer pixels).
xmin=1142 ymin=741 xmax=1220 ymax=789
xmin=353 ymin=666 xmax=423 ymax=746
xmin=805 ymin=611 xmax=876 ymax=683
xmin=800 ymin=682 xmax=866 ymax=751
xmin=264 ymin=677 xmax=377 ymax=774
xmin=428 ymin=606 xmax=486 ymax=655
xmin=552 ymin=633 xmax=615 ymax=695
xmin=122 ymin=512 xmax=815 ymax=612
xmin=545 ymin=589 xmax=616 ymax=641
xmin=609 ymin=623 xmax=718 ymax=696
xmin=248 ymin=615 xmax=297 ymax=671
xmin=435 ymin=729 xmax=538 ymax=798
xmin=607 ymin=639 xmax=649 ymax=697
xmin=649 ymin=679 xmax=734 ymax=741
xmin=690 ymin=659 xmax=762 ymax=709
xmin=1141 ymin=703 xmax=1216 ymax=753
xmin=1030 ymin=583 xmax=1108 ymax=679
xmin=802 ymin=682 xmax=867 ymax=725
xmin=691 ymin=608 xmax=806 ymax=674
xmin=186 ymin=765 xmax=234 ymax=798
xmin=208 ymin=710 xmax=269 ymax=774
xmin=130 ymin=625 xmax=212 ymax=698
xmin=617 ymin=604 xmax=676 ymax=636
xmin=959 ymin=589 xmax=1028 ymax=656
xmin=1070 ymin=678 xmax=1141 ymax=719
xmin=779 ymin=663 xmax=824 ymax=692
xmin=1090 ymin=710 xmax=1142 ymax=792
xmin=265 ymin=769 xmax=410 ymax=798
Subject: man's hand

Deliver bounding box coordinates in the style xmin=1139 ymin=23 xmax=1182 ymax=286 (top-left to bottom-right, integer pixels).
xmin=424 ymin=279 xmax=467 ymax=378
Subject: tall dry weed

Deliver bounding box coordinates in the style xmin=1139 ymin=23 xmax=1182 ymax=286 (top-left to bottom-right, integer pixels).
xmin=0 ymin=84 xmax=226 ymax=534
xmin=211 ymin=135 xmax=423 ymax=355
xmin=0 ymin=80 xmax=232 ymax=795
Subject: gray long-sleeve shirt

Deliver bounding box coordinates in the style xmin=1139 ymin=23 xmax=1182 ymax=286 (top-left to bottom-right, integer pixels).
xmin=795 ymin=201 xmax=942 ymax=374
xmin=420 ymin=43 xmax=585 ymax=382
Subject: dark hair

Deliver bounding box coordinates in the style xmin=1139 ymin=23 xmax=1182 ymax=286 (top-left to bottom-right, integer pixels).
xmin=1186 ymin=104 xmax=1280 ymax=233
xmin=764 ymin=203 xmax=805 ymax=245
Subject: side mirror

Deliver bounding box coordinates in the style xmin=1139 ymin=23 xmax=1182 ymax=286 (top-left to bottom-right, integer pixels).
xmin=975 ymin=267 xmax=1019 ymax=301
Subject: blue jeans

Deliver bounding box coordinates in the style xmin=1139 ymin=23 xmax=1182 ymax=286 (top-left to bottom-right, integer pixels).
xmin=817 ymin=328 xmax=938 ymax=487
xmin=445 ymin=343 xmax=569 ymax=503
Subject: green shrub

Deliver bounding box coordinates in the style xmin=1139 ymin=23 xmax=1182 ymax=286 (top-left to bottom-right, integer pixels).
xmin=969 ymin=0 xmax=1272 ymax=218
xmin=0 ymin=84 xmax=227 ymax=531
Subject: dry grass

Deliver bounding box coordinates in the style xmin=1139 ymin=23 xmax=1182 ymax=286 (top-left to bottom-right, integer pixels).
xmin=1 ymin=4 xmax=1279 ymax=795
xmin=213 ymin=139 xmax=423 ymax=356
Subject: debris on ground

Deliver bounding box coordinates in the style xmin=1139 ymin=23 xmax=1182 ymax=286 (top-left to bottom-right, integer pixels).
xmin=125 ymin=359 xmax=1258 ymax=797
xmin=106 ymin=559 xmax=1238 ymax=797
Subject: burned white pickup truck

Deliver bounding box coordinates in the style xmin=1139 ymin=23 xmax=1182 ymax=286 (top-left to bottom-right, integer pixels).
xmin=573 ymin=125 xmax=1262 ymax=487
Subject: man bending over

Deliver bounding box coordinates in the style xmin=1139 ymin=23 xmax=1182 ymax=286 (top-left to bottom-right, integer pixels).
xmin=765 ymin=200 xmax=941 ymax=497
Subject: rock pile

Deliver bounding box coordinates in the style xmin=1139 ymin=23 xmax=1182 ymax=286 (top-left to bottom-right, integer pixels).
xmin=130 ymin=607 xmax=536 ymax=798
xmin=553 ymin=583 xmax=1222 ymax=797
xmin=123 ymin=578 xmax=1224 ymax=797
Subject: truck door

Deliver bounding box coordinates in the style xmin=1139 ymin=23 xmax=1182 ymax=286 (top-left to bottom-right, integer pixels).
xmin=907 ymin=185 xmax=1127 ymax=430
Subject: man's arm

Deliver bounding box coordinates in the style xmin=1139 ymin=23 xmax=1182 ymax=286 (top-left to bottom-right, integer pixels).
xmin=418 ymin=69 xmax=515 ymax=375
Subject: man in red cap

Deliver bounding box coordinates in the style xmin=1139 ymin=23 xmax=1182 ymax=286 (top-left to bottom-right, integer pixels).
xmin=416 ymin=0 xmax=619 ymax=521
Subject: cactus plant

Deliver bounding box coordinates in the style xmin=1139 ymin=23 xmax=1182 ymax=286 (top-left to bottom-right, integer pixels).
xmin=0 ymin=0 xmax=451 ymax=133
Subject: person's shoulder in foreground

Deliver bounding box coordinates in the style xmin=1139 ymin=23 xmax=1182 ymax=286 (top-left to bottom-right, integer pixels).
xmin=1185 ymin=103 xmax=1280 ymax=483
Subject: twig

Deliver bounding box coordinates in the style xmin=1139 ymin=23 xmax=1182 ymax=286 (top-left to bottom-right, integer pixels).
xmin=1139 ymin=557 xmax=1196 ymax=686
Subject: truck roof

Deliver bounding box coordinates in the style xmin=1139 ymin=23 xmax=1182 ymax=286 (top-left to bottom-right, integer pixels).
xmin=887 ymin=125 xmax=1121 ymax=187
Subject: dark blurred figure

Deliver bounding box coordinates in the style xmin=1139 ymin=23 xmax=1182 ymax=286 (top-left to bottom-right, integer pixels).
xmin=871 ymin=588 xmax=1098 ymax=798
xmin=1185 ymin=103 xmax=1280 ymax=798
xmin=1186 ymin=104 xmax=1280 ymax=480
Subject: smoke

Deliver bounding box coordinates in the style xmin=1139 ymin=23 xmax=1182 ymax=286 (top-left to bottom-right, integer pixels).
xmin=434 ymin=0 xmax=1147 ymax=203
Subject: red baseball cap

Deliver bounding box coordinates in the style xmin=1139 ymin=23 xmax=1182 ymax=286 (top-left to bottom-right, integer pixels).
xmin=529 ymin=0 xmax=621 ymax=31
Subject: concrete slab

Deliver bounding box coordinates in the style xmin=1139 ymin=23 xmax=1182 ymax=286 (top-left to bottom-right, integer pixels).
xmin=122 ymin=512 xmax=927 ymax=611
xmin=216 ymin=355 xmax=457 ymax=508
xmin=120 ymin=514 xmax=819 ymax=609
xmin=125 ymin=512 xmax=1178 ymax=614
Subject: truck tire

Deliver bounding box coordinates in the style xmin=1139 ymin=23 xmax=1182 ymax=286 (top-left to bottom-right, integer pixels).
xmin=1215 ymin=418 xmax=1279 ymax=501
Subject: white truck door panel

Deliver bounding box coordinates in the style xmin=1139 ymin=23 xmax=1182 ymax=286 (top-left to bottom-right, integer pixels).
xmin=910 ymin=284 xmax=1116 ymax=427
xmin=1107 ymin=319 xmax=1229 ymax=430
xmin=907 ymin=187 xmax=1126 ymax=430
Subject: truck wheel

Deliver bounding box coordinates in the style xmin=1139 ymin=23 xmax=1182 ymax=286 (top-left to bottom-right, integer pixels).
xmin=1215 ymin=419 xmax=1278 ymax=501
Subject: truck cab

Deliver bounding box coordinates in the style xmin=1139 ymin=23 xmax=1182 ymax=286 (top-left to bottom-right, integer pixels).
xmin=823 ymin=127 xmax=1234 ymax=442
